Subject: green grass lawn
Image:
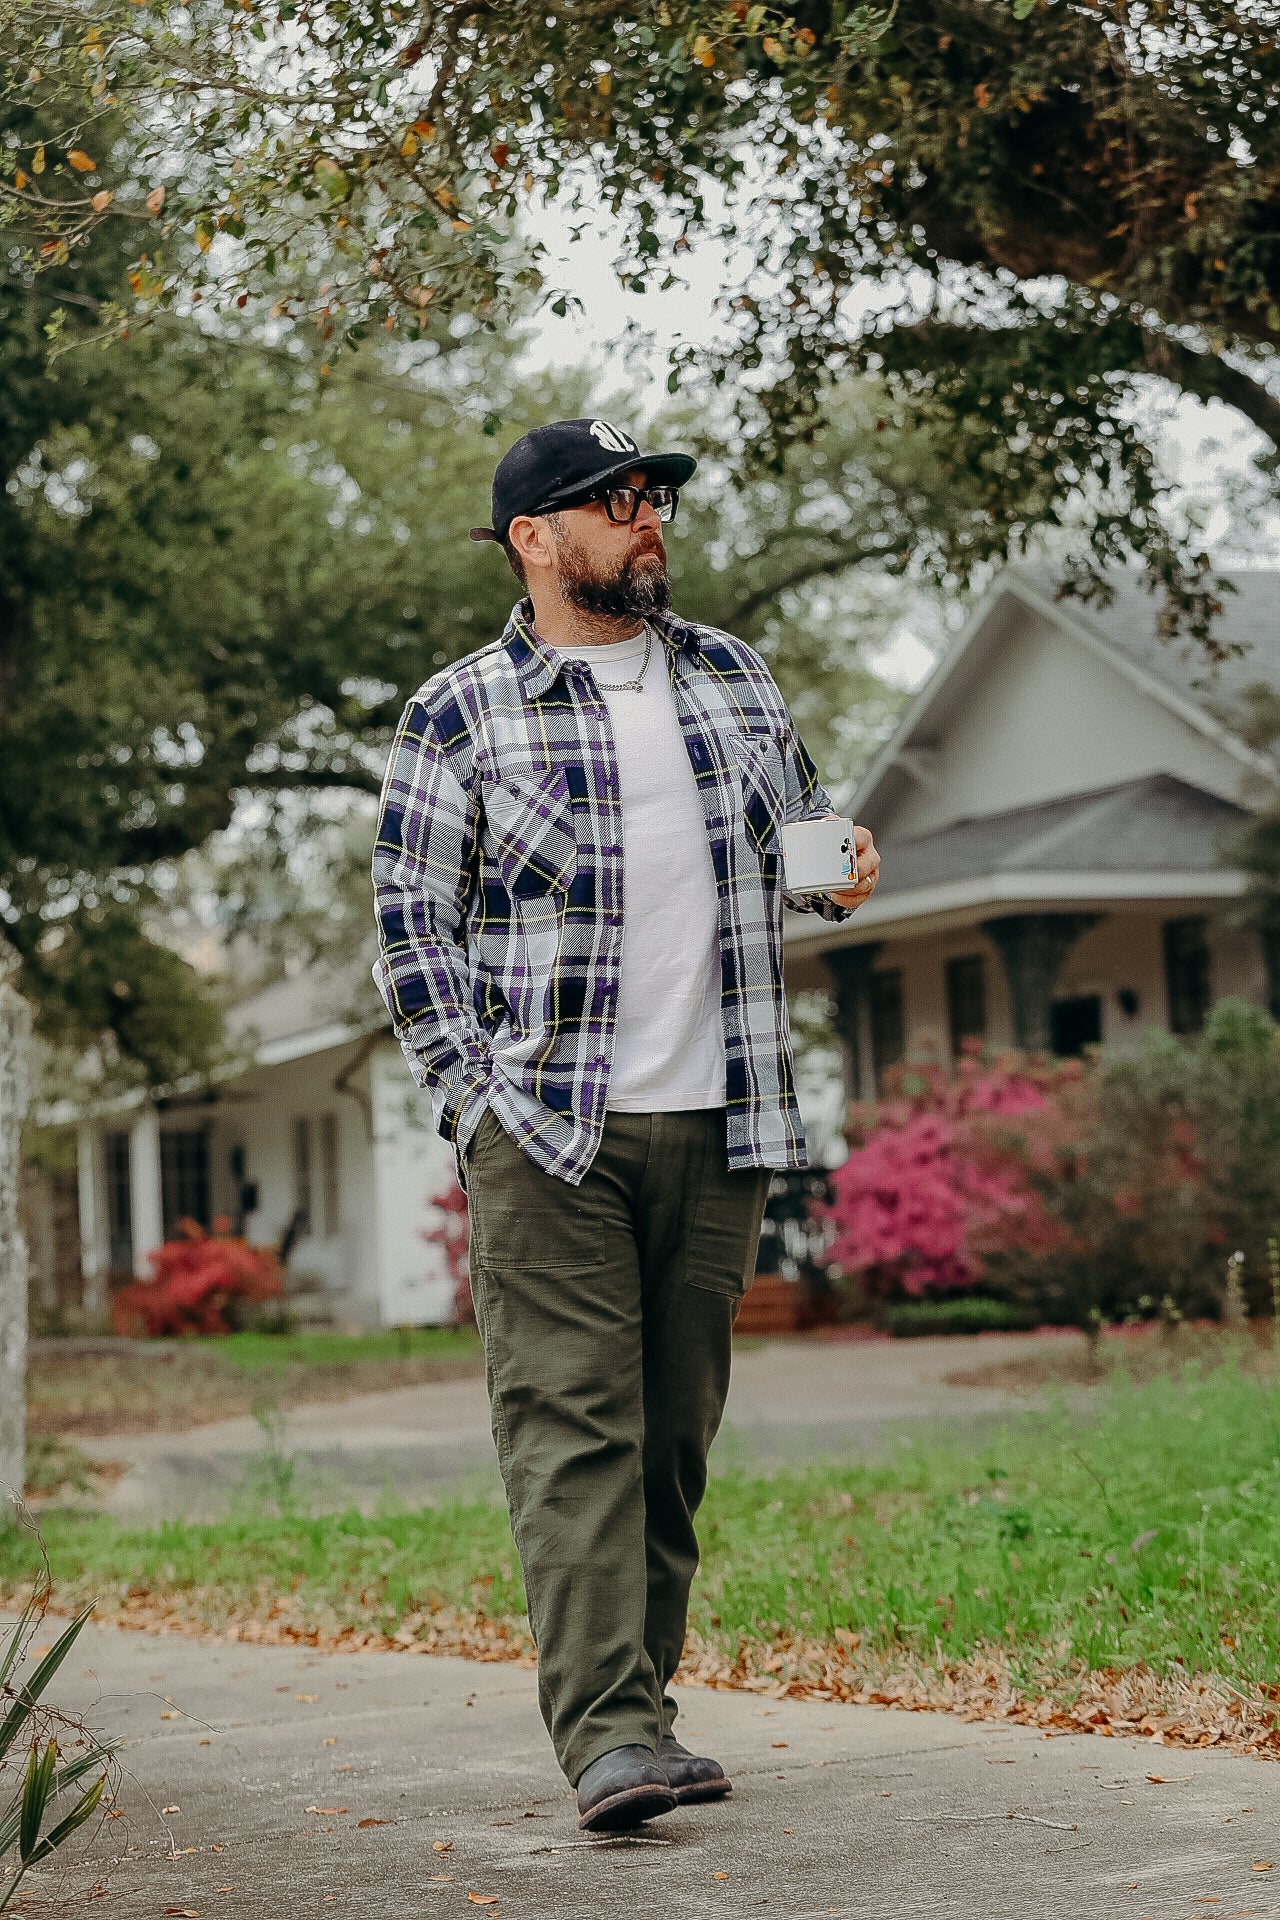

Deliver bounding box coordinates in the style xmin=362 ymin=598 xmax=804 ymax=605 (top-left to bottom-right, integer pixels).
xmin=9 ymin=1355 xmax=1280 ymax=1739
xmin=188 ymin=1327 xmax=481 ymax=1371
xmin=26 ymin=1327 xmax=484 ymax=1437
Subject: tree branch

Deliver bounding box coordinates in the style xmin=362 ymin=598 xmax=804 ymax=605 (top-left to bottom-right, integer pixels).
xmin=727 ymin=540 xmax=878 ymax=629
xmin=245 ymin=766 xmax=383 ymax=798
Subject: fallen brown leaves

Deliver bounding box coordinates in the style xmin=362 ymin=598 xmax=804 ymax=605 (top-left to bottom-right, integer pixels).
xmin=10 ymin=1580 xmax=1280 ymax=1760
xmin=674 ymin=1632 xmax=1280 ymax=1760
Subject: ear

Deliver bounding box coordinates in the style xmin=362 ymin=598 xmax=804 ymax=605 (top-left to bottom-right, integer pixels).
xmin=507 ymin=514 xmax=556 ymax=574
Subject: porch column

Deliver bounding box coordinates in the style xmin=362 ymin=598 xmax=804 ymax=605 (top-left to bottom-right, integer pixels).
xmin=128 ymin=1107 xmax=164 ymax=1278
xmin=76 ymin=1124 xmax=110 ymax=1320
xmin=981 ymin=913 xmax=1102 ymax=1051
xmin=823 ymin=943 xmax=882 ymax=1101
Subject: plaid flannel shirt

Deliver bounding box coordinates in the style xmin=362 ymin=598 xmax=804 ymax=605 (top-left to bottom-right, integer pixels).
xmin=371 ymin=603 xmax=849 ymax=1185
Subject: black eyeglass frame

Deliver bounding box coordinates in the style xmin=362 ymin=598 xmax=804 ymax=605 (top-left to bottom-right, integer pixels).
xmin=532 ymin=482 xmax=681 ymax=526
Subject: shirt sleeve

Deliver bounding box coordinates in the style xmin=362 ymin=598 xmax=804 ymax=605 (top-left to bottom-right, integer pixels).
xmin=780 ymin=717 xmax=853 ymax=925
xmin=371 ymin=696 xmax=492 ymax=1152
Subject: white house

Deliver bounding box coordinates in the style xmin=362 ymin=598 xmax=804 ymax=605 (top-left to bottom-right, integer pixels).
xmin=68 ymin=969 xmax=457 ymax=1328
xmin=49 ymin=565 xmax=1280 ymax=1326
xmin=786 ymin=566 xmax=1280 ymax=1093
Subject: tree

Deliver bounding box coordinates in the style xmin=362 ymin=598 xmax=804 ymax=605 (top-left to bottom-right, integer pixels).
xmin=0 ymin=258 xmax=538 ymax=1081
xmin=3 ymin=244 xmax=943 ymax=1079
xmin=3 ymin=0 xmax=1277 ymax=642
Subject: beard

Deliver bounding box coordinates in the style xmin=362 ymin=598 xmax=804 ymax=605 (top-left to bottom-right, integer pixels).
xmin=554 ymin=528 xmax=671 ymax=621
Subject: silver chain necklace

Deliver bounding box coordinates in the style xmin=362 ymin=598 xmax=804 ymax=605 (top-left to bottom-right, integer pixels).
xmin=591 ymin=627 xmax=652 ymax=694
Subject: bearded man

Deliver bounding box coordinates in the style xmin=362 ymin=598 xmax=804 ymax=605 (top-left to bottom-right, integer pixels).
xmin=371 ymin=419 xmax=880 ymax=1831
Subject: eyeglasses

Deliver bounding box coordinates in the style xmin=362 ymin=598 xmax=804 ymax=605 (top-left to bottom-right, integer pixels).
xmin=543 ymin=483 xmax=681 ymax=525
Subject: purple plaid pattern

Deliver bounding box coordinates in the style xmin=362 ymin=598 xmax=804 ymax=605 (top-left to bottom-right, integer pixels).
xmin=372 ymin=604 xmax=848 ymax=1185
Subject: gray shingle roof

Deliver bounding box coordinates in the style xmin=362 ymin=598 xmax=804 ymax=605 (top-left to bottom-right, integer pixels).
xmin=874 ymin=774 xmax=1247 ymax=900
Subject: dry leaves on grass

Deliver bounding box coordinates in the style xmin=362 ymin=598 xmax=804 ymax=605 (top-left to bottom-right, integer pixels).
xmin=11 ymin=1578 xmax=1280 ymax=1760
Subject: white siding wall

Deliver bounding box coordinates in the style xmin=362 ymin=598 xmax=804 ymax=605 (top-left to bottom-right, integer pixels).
xmin=78 ymin=1035 xmax=460 ymax=1329
xmin=368 ymin=1040 xmax=456 ymax=1328
xmin=882 ymin=610 xmax=1253 ymax=840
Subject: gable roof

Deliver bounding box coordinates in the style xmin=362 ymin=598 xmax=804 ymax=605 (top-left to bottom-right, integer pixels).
xmin=786 ymin=772 xmax=1251 ymax=965
xmin=868 ymin=773 xmax=1246 ymax=901
xmin=1014 ymin=566 xmax=1279 ymax=715
xmin=226 ymin=958 xmax=386 ymax=1067
xmin=853 ymin=566 xmax=1280 ymax=821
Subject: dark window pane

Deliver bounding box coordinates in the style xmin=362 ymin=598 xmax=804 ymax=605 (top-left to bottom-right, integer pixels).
xmin=319 ymin=1113 xmax=340 ymax=1237
xmin=870 ymin=968 xmax=905 ymax=1089
xmin=1051 ymin=993 xmax=1102 ymax=1057
xmin=103 ymin=1130 xmax=133 ymax=1275
xmin=292 ymin=1116 xmax=312 ymax=1236
xmin=160 ymin=1129 xmax=210 ymax=1238
xmin=1163 ymin=916 xmax=1211 ymax=1035
xmin=946 ymin=954 xmax=987 ymax=1057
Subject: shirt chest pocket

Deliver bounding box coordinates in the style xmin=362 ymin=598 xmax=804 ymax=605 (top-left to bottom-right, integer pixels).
xmin=482 ymin=767 xmax=578 ymax=898
xmin=728 ymin=729 xmax=786 ymax=857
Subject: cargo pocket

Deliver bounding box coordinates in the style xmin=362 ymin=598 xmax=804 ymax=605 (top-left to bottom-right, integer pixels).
xmin=483 ymin=766 xmax=578 ymax=899
xmin=683 ymin=1152 xmax=772 ymax=1298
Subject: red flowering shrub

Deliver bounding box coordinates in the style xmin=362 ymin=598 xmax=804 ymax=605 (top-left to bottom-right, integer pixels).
xmin=424 ymin=1180 xmax=474 ymax=1328
xmin=822 ymin=1047 xmax=1079 ymax=1300
xmin=111 ymin=1217 xmax=284 ymax=1337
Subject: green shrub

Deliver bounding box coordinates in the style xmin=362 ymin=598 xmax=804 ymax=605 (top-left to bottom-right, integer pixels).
xmin=883 ymin=1297 xmax=1041 ymax=1338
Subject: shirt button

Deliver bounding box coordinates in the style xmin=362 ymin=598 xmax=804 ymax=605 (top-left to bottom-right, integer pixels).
xmin=593 ymin=1053 xmax=607 ymax=1067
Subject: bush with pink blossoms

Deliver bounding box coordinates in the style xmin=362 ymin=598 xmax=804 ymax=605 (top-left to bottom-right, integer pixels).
xmin=821 ymin=1046 xmax=1080 ymax=1303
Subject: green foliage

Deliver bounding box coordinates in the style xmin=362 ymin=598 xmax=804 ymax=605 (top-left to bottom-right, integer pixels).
xmin=990 ymin=1000 xmax=1280 ymax=1329
xmin=883 ymin=1297 xmax=1039 ymax=1338
xmin=192 ymin=1327 xmax=483 ymax=1372
xmin=10 ymin=1359 xmax=1280 ymax=1696
xmin=0 ymin=1601 xmax=116 ymax=1912
xmin=5 ymin=0 xmax=1277 ymax=634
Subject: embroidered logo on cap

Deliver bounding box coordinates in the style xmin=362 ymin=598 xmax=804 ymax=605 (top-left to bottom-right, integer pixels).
xmin=588 ymin=420 xmax=638 ymax=455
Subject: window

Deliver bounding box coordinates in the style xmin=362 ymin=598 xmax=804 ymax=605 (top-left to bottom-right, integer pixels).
xmin=103 ymin=1131 xmax=133 ymax=1275
xmin=319 ymin=1112 xmax=341 ymax=1237
xmin=1163 ymin=916 xmax=1212 ymax=1035
xmin=160 ymin=1129 xmax=210 ymax=1238
xmin=869 ymin=968 xmax=905 ymax=1089
xmin=1051 ymin=993 xmax=1102 ymax=1058
xmin=946 ymin=954 xmax=987 ymax=1058
xmin=293 ymin=1113 xmax=341 ymax=1238
xmin=292 ymin=1115 xmax=312 ymax=1236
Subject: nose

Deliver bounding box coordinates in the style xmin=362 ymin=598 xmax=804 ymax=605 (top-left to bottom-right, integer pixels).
xmin=633 ymin=495 xmax=662 ymax=533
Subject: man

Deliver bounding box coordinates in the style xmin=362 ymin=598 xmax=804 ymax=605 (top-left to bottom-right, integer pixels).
xmin=371 ymin=418 xmax=880 ymax=1832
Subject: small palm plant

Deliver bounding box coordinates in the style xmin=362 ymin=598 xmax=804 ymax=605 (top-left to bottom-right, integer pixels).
xmin=0 ymin=1595 xmax=117 ymax=1912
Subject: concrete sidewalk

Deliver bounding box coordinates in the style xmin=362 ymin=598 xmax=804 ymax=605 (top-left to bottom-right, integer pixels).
xmin=31 ymin=1618 xmax=1280 ymax=1919
xmin=77 ymin=1331 xmax=1086 ymax=1521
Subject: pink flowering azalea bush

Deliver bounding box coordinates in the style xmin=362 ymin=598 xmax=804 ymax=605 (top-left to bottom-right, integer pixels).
xmin=821 ymin=1046 xmax=1083 ymax=1302
xmin=822 ymin=1001 xmax=1280 ymax=1331
xmin=111 ymin=1217 xmax=284 ymax=1337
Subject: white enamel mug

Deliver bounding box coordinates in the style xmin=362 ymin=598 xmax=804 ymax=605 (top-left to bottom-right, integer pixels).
xmin=782 ymin=816 xmax=859 ymax=894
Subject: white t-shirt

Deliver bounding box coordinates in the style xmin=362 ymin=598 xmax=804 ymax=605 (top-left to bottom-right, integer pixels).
xmin=551 ymin=626 xmax=727 ymax=1112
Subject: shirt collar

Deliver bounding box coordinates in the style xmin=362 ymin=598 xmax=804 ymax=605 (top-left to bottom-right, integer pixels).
xmin=502 ymin=601 xmax=703 ymax=700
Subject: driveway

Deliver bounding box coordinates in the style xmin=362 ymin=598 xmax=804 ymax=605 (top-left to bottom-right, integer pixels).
xmin=75 ymin=1330 xmax=1086 ymax=1521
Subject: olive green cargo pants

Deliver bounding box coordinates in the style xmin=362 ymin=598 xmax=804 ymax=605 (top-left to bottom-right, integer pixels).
xmin=465 ymin=1107 xmax=770 ymax=1786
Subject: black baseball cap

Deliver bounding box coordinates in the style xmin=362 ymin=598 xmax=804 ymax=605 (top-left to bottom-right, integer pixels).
xmin=469 ymin=417 xmax=698 ymax=545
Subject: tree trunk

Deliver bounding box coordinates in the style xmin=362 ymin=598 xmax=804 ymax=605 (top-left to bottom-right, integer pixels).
xmin=0 ymin=972 xmax=31 ymax=1523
